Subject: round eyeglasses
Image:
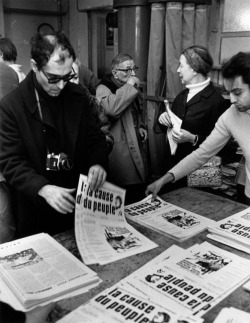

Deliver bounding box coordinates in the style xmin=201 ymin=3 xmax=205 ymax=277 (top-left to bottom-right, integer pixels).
xmin=116 ymin=66 xmax=139 ymax=75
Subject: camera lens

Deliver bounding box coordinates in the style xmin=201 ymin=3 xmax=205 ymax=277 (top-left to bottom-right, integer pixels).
xmin=60 ymin=159 xmax=73 ymax=171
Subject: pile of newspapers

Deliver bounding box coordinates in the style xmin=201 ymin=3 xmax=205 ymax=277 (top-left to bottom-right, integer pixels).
xmin=125 ymin=195 xmax=215 ymax=242
xmin=58 ymin=241 xmax=250 ymax=323
xmin=0 ymin=233 xmax=101 ymax=311
xmin=207 ymin=207 xmax=250 ymax=254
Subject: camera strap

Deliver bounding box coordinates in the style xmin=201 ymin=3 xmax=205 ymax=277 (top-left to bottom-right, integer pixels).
xmin=34 ymin=88 xmax=49 ymax=154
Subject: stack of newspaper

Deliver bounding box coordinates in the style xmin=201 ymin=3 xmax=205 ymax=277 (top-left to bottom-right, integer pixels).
xmin=207 ymin=207 xmax=250 ymax=254
xmin=75 ymin=175 xmax=158 ymax=265
xmin=120 ymin=241 xmax=250 ymax=318
xmin=0 ymin=233 xmax=101 ymax=312
xmin=57 ymin=241 xmax=250 ymax=322
xmin=125 ymin=195 xmax=215 ymax=241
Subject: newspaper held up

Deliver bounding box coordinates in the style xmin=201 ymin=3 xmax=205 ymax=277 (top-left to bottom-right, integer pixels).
xmin=75 ymin=175 xmax=158 ymax=265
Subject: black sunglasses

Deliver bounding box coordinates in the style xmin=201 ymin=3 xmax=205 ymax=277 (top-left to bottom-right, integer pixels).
xmin=41 ymin=67 xmax=76 ymax=84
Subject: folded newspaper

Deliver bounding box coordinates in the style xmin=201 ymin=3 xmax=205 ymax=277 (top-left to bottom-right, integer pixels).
xmin=164 ymin=99 xmax=182 ymax=155
xmin=125 ymin=195 xmax=215 ymax=241
xmin=0 ymin=233 xmax=101 ymax=311
xmin=207 ymin=207 xmax=250 ymax=254
xmin=75 ymin=175 xmax=158 ymax=265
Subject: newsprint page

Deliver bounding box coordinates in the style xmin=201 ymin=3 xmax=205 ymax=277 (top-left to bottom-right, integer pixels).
xmin=122 ymin=241 xmax=250 ymax=318
xmin=58 ymin=245 xmax=204 ymax=323
xmin=57 ymin=241 xmax=250 ymax=323
xmin=75 ymin=175 xmax=158 ymax=265
xmin=125 ymin=195 xmax=214 ymax=241
xmin=0 ymin=233 xmax=100 ymax=312
xmin=207 ymin=206 xmax=250 ymax=254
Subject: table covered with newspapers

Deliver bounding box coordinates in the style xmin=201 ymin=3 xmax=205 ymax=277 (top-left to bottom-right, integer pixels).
xmin=54 ymin=187 xmax=250 ymax=323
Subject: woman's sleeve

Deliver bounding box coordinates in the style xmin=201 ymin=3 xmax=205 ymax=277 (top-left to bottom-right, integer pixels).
xmin=170 ymin=111 xmax=232 ymax=181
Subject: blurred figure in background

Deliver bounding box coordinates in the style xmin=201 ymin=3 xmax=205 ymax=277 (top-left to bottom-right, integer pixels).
xmin=71 ymin=59 xmax=114 ymax=154
xmin=0 ymin=62 xmax=19 ymax=243
xmin=0 ymin=37 xmax=26 ymax=82
xmin=72 ymin=58 xmax=99 ymax=95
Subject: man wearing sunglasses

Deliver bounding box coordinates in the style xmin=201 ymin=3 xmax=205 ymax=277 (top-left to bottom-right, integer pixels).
xmin=96 ymin=53 xmax=148 ymax=204
xmin=0 ymin=31 xmax=108 ymax=238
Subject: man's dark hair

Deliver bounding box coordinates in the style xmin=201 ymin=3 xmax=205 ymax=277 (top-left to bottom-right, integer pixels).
xmin=0 ymin=37 xmax=17 ymax=62
xmin=221 ymin=52 xmax=250 ymax=87
xmin=30 ymin=31 xmax=76 ymax=70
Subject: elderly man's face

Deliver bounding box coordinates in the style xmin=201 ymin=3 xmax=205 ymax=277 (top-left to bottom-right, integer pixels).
xmin=112 ymin=59 xmax=136 ymax=84
xmin=224 ymin=76 xmax=250 ymax=112
xmin=32 ymin=47 xmax=74 ymax=97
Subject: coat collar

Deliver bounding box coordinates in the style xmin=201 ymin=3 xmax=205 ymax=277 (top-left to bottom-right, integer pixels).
xmin=186 ymin=82 xmax=216 ymax=106
xmin=18 ymin=71 xmax=85 ymax=158
xmin=19 ymin=71 xmax=39 ymax=115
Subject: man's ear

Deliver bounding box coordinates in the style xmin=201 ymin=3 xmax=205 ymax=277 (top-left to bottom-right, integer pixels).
xmin=30 ymin=59 xmax=38 ymax=72
xmin=112 ymin=69 xmax=118 ymax=79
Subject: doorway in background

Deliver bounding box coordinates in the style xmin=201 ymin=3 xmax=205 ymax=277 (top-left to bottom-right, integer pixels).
xmin=89 ymin=10 xmax=118 ymax=79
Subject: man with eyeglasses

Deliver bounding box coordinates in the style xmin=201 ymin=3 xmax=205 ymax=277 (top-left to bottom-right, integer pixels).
xmin=96 ymin=53 xmax=148 ymax=204
xmin=0 ymin=31 xmax=108 ymax=238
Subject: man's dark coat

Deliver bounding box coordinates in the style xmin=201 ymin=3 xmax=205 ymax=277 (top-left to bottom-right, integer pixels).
xmin=0 ymin=71 xmax=108 ymax=237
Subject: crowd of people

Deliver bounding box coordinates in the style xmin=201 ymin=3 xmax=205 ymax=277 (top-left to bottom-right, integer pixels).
xmin=0 ymin=30 xmax=250 ymax=322
xmin=0 ymin=31 xmax=250 ymax=240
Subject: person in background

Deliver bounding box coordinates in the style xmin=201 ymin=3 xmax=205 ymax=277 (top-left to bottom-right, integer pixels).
xmin=0 ymin=37 xmax=26 ymax=82
xmin=71 ymin=58 xmax=99 ymax=95
xmin=146 ymin=51 xmax=250 ymax=206
xmin=71 ymin=59 xmax=114 ymax=153
xmin=0 ymin=31 xmax=108 ymax=238
xmin=0 ymin=62 xmax=19 ymax=243
xmin=96 ymin=53 xmax=148 ymax=204
xmin=157 ymin=45 xmax=230 ymax=190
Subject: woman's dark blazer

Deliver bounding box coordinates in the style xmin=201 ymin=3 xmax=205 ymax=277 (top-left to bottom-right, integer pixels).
xmin=163 ymin=83 xmax=230 ymax=170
